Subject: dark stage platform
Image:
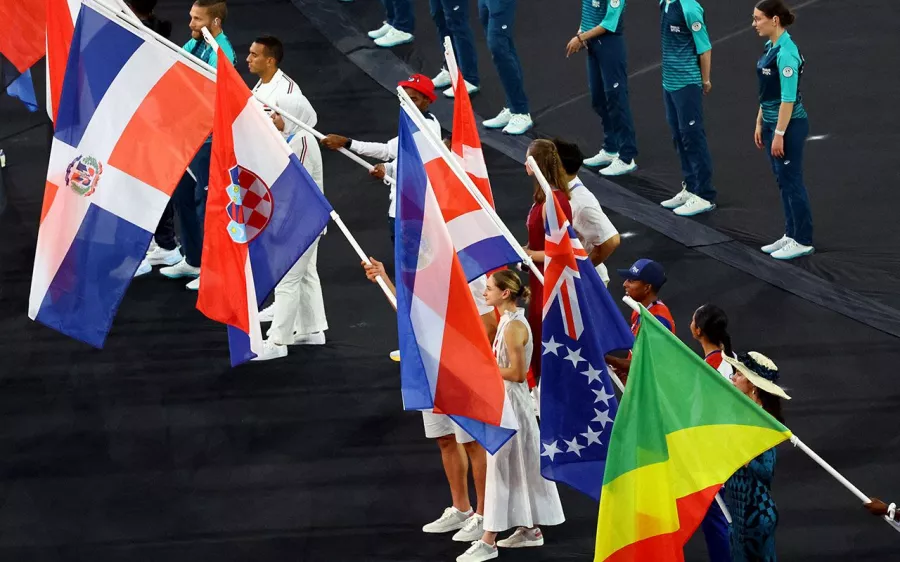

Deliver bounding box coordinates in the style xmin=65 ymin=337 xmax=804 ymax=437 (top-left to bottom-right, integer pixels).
xmin=0 ymin=0 xmax=897 ymax=560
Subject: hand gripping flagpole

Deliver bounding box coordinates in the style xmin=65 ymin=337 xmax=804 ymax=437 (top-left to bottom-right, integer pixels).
xmin=622 ymin=296 xmax=900 ymax=527
xmin=396 ymin=86 xmax=544 ymax=285
xmin=195 ymin=27 xmax=397 ymax=310
xmin=86 ymin=0 xmax=392 ymax=185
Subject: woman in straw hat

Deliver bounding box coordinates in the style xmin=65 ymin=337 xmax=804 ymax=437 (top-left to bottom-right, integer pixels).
xmin=722 ymin=351 xmax=790 ymax=562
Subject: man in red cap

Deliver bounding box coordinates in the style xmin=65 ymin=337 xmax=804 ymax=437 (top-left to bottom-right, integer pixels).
xmin=322 ymin=74 xmax=440 ymax=240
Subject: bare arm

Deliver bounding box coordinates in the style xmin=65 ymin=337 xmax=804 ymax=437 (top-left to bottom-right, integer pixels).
xmin=589 ymin=233 xmax=620 ymax=267
xmin=775 ymin=102 xmax=794 ymax=135
xmin=499 ymin=321 xmax=528 ymax=383
xmin=699 ymin=51 xmax=712 ymax=94
xmin=481 ymin=312 xmax=498 ymax=345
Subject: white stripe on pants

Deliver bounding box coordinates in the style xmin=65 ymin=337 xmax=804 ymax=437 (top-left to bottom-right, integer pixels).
xmin=267 ymin=237 xmax=328 ymax=344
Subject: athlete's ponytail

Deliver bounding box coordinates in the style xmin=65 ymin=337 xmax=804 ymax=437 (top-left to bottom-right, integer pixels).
xmin=756 ymin=0 xmax=796 ymax=26
xmin=693 ymin=304 xmax=733 ymax=356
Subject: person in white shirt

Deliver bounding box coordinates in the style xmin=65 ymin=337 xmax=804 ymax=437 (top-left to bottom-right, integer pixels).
xmin=552 ymin=138 xmax=620 ymax=286
xmin=245 ymin=36 xmax=327 ymax=361
xmin=321 ymin=74 xmax=441 ymax=242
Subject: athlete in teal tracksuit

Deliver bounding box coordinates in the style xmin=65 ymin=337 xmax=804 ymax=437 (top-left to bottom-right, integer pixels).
xmin=658 ymin=0 xmax=717 ymax=217
xmin=753 ymin=0 xmax=814 ymax=260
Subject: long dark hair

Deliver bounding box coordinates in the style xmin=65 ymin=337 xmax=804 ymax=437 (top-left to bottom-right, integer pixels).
xmin=755 ymin=0 xmax=796 ymax=26
xmin=528 ymin=139 xmax=571 ymax=204
xmin=758 ymin=391 xmax=785 ymax=424
xmin=693 ymin=304 xmax=733 ymax=356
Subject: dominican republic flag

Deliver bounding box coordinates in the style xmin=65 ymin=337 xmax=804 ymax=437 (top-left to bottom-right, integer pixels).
xmin=538 ymin=178 xmax=634 ymax=500
xmin=408 ymin=45 xmax=519 ymax=282
xmin=197 ymin=44 xmax=332 ymax=366
xmin=395 ymin=109 xmax=517 ymax=454
xmin=28 ymin=3 xmax=216 ymax=347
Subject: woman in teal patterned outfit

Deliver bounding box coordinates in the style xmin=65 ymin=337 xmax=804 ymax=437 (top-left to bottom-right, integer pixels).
xmin=723 ymin=351 xmax=791 ymax=562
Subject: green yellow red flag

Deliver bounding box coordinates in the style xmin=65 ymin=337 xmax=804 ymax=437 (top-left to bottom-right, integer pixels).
xmin=594 ymin=305 xmax=792 ymax=561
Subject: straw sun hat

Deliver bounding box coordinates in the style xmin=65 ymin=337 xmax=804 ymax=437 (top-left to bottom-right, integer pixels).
xmin=723 ymin=351 xmax=791 ymax=400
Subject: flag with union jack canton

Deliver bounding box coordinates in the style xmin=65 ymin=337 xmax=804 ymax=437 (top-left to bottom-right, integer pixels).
xmin=538 ymin=183 xmax=634 ymax=500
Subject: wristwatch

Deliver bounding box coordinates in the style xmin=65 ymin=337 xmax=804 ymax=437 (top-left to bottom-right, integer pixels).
xmin=774 ymin=129 xmax=786 ymax=137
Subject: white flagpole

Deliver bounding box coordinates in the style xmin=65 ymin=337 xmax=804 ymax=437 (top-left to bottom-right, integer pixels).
xmin=396 ymin=86 xmax=543 ymax=284
xmin=197 ymin=26 xmax=397 ymax=310
xmin=85 ymin=0 xmax=392 ymax=184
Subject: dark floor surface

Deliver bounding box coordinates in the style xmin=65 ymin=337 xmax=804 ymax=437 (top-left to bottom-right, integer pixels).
xmin=0 ymin=1 xmax=897 ymax=560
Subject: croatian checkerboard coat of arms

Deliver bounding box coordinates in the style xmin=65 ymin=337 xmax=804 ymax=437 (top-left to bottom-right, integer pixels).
xmin=225 ymin=165 xmax=273 ymax=244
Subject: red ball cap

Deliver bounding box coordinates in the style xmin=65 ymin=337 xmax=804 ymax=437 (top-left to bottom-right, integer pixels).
xmin=398 ymin=73 xmax=437 ymax=103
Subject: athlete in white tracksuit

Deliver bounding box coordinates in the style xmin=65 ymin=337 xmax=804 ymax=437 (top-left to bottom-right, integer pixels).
xmin=247 ymin=36 xmax=327 ymax=360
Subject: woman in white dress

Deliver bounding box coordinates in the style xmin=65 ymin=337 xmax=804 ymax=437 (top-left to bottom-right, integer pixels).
xmin=457 ymin=270 xmax=565 ymax=562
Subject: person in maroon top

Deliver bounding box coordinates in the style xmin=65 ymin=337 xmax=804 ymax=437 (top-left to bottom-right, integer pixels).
xmin=522 ymin=139 xmax=573 ymax=383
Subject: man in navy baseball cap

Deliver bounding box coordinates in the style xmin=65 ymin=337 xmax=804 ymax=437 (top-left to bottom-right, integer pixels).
xmin=616 ymin=258 xmax=668 ymax=293
xmin=606 ymin=259 xmax=675 ymax=381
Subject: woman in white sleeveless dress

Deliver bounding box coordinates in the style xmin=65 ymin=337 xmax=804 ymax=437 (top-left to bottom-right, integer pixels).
xmin=457 ymin=271 xmax=565 ymax=562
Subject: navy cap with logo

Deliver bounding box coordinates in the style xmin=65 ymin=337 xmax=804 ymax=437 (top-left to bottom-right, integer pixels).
xmin=617 ymin=258 xmax=667 ymax=289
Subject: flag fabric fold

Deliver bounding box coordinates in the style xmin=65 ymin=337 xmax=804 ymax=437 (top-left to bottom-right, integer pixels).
xmin=395 ymin=108 xmax=517 ymax=454
xmin=197 ymin=47 xmax=332 ymax=366
xmin=28 ymin=4 xmax=216 ymax=347
xmin=538 ymin=180 xmax=634 ymax=500
xmin=594 ymin=307 xmax=792 ymax=562
xmin=47 ymin=0 xmax=81 ymax=122
xmin=6 ymin=68 xmax=39 ymax=112
xmin=0 ymin=0 xmax=47 ymax=73
xmin=410 ymin=43 xmax=520 ymax=282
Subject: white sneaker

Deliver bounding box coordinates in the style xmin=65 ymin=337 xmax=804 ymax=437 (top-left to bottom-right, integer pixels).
xmin=389 ymin=350 xmax=401 ymax=362
xmin=423 ymin=506 xmax=473 ymax=533
xmin=599 ymin=157 xmax=637 ymax=176
xmin=258 ymin=304 xmax=275 ymax=323
xmin=770 ymin=239 xmax=814 ymax=260
xmin=457 ymin=540 xmax=498 ymax=562
xmin=483 ymin=108 xmax=511 ymax=129
xmin=432 ymin=68 xmax=452 ymax=89
xmin=583 ymin=149 xmax=618 ymax=168
xmin=444 ymin=80 xmax=480 ymax=98
xmin=368 ymin=22 xmax=391 ymax=39
xmin=502 ymin=113 xmax=533 ymax=136
xmin=134 ymin=258 xmax=152 ymax=277
xmin=148 ymin=238 xmax=159 ymax=252
xmin=292 ymin=331 xmax=326 ymax=346
xmin=673 ymin=194 xmax=716 ymax=217
xmin=145 ymin=245 xmax=182 ymax=266
xmin=185 ymin=277 xmax=200 ymax=291
xmin=159 ymin=258 xmax=200 ymax=279
xmin=251 ymin=339 xmax=288 ymax=361
xmin=374 ymin=27 xmax=413 ymax=48
xmin=661 ymin=183 xmax=691 ymax=209
xmin=452 ymin=514 xmax=484 ymax=542
xmin=761 ymin=235 xmax=791 ymax=254
xmin=497 ymin=527 xmax=544 ymax=548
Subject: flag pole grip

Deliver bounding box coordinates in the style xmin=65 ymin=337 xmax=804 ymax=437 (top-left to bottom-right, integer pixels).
xmin=396 ymin=87 xmax=543 ymax=285
xmin=329 ymin=211 xmax=398 ymax=310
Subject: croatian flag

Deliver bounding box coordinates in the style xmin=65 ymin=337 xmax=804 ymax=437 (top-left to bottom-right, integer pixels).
xmin=408 ymin=42 xmax=520 ymax=282
xmin=196 ymin=44 xmax=332 ymax=366
xmin=395 ymin=110 xmax=517 ymax=454
xmin=538 ymin=179 xmax=634 ymax=500
xmin=28 ymin=4 xmax=216 ymax=347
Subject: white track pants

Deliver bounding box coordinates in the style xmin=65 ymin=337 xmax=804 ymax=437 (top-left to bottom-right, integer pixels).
xmin=267 ymin=237 xmax=327 ymax=344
